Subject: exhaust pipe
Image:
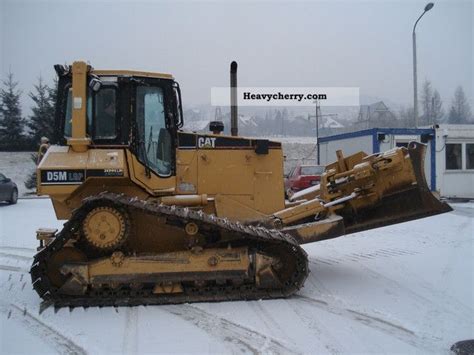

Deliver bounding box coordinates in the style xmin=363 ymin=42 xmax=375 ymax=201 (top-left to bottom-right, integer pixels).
xmin=230 ymin=61 xmax=238 ymax=136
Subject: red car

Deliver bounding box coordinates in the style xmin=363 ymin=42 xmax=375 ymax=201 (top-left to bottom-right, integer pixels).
xmin=284 ymin=164 xmax=325 ymax=197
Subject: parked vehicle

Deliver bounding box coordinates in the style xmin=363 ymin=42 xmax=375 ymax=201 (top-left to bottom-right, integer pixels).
xmin=285 ymin=164 xmax=325 ymax=197
xmin=0 ymin=173 xmax=18 ymax=204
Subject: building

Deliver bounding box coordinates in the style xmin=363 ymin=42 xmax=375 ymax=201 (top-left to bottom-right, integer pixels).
xmin=434 ymin=125 xmax=474 ymax=198
xmin=357 ymin=101 xmax=397 ymax=129
xmin=319 ymin=125 xmax=474 ymax=198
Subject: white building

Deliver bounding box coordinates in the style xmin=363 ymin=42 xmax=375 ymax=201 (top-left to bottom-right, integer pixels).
xmin=318 ymin=125 xmax=474 ymax=199
xmin=434 ymin=125 xmax=474 ymax=198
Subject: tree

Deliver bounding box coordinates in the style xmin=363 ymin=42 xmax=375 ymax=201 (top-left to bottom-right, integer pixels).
xmin=399 ymin=106 xmax=415 ymax=128
xmin=420 ymin=80 xmax=433 ymax=126
xmin=0 ymin=72 xmax=26 ymax=150
xmin=28 ymin=76 xmax=55 ymax=145
xmin=420 ymin=80 xmax=444 ymax=125
xmin=448 ymin=86 xmax=472 ymax=124
xmin=24 ymin=153 xmax=38 ymax=191
xmin=431 ymin=90 xmax=444 ymax=124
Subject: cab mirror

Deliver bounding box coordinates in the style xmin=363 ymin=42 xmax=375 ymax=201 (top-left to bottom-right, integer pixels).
xmin=89 ymin=75 xmax=102 ymax=92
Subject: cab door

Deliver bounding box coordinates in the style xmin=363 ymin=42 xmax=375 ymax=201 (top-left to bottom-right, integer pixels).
xmin=127 ymin=83 xmax=177 ymax=195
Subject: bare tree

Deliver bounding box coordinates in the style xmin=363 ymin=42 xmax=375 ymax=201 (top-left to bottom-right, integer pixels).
xmin=448 ymin=86 xmax=472 ymax=124
xmin=398 ymin=106 xmax=415 ymax=128
xmin=420 ymin=80 xmax=433 ymax=126
xmin=420 ymin=80 xmax=444 ymax=125
xmin=431 ymin=90 xmax=444 ymax=124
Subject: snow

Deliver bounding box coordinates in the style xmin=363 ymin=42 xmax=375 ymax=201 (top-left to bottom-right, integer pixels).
xmin=0 ymin=199 xmax=472 ymax=354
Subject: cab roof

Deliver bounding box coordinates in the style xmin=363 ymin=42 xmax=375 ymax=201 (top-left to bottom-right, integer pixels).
xmin=92 ymin=69 xmax=174 ymax=80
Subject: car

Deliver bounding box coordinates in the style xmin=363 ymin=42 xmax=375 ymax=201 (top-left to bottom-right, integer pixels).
xmin=0 ymin=173 xmax=18 ymax=204
xmin=284 ymin=164 xmax=325 ymax=197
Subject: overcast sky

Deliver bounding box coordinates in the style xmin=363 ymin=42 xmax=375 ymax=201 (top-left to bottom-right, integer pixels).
xmin=0 ymin=0 xmax=472 ymax=112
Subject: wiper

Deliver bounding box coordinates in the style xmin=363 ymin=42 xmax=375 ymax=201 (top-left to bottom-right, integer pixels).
xmin=139 ymin=138 xmax=152 ymax=178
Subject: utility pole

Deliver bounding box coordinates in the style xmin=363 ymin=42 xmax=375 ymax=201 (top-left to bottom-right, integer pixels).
xmin=315 ymin=101 xmax=320 ymax=164
xmin=412 ymin=3 xmax=435 ymax=128
xmin=308 ymin=101 xmax=337 ymax=165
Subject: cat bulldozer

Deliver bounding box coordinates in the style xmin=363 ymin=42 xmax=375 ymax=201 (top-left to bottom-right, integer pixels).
xmin=31 ymin=61 xmax=451 ymax=308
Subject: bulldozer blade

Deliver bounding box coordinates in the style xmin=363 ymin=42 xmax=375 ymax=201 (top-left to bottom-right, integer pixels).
xmin=285 ymin=142 xmax=452 ymax=244
xmin=343 ymin=141 xmax=452 ymax=235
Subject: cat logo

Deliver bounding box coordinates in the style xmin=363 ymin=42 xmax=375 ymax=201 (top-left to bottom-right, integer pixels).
xmin=197 ymin=136 xmax=216 ymax=148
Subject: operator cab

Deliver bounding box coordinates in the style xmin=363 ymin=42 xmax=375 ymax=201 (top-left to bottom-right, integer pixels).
xmin=55 ymin=65 xmax=184 ymax=177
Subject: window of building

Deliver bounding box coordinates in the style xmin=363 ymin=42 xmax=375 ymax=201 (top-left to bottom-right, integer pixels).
xmin=466 ymin=144 xmax=474 ymax=170
xmin=445 ymin=144 xmax=462 ymax=170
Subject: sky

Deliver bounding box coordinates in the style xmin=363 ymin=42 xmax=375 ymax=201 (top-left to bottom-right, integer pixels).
xmin=0 ymin=0 xmax=472 ymax=114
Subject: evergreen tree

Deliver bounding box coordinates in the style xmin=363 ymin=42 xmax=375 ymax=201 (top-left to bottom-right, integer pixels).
xmin=0 ymin=72 xmax=26 ymax=150
xmin=28 ymin=76 xmax=55 ymax=145
xmin=24 ymin=153 xmax=38 ymax=191
xmin=448 ymin=86 xmax=472 ymax=124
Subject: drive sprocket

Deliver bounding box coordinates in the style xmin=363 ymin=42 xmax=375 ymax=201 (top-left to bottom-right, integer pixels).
xmin=82 ymin=206 xmax=129 ymax=250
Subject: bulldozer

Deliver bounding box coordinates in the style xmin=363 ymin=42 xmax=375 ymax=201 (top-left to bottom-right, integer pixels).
xmin=31 ymin=61 xmax=451 ymax=308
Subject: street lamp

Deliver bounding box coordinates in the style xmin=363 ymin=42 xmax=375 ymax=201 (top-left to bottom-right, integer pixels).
xmin=413 ymin=2 xmax=434 ymax=128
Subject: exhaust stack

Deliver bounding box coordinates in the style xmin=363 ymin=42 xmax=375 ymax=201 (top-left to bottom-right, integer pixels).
xmin=230 ymin=61 xmax=238 ymax=136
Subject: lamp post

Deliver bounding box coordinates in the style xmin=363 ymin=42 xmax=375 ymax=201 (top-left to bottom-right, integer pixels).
xmin=413 ymin=2 xmax=434 ymax=128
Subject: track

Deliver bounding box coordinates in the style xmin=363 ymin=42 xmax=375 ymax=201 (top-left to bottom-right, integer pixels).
xmin=30 ymin=192 xmax=308 ymax=308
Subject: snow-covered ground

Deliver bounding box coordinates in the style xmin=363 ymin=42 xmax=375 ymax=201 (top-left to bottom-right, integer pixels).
xmin=0 ymin=199 xmax=472 ymax=354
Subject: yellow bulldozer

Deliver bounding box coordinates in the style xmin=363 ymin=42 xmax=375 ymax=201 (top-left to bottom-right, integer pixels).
xmin=31 ymin=61 xmax=451 ymax=308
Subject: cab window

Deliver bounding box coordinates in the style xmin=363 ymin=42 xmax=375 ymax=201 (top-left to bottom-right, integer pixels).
xmin=64 ymin=87 xmax=115 ymax=140
xmin=136 ymin=86 xmax=172 ymax=176
xmin=94 ymin=88 xmax=117 ymax=139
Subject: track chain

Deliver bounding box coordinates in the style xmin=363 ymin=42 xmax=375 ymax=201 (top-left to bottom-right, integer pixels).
xmin=30 ymin=192 xmax=309 ymax=308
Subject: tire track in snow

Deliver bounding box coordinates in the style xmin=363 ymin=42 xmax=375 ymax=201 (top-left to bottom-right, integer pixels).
xmin=0 ymin=251 xmax=32 ymax=261
xmin=165 ymin=304 xmax=300 ymax=354
xmin=122 ymin=306 xmax=139 ymax=355
xmin=345 ymin=256 xmax=472 ymax=323
xmin=0 ymin=303 xmax=87 ymax=355
xmin=0 ymin=264 xmax=28 ymax=273
xmin=310 ymin=250 xmax=473 ymax=324
xmin=0 ymin=246 xmax=35 ymax=253
xmin=293 ymin=295 xmax=437 ymax=352
xmin=285 ymin=299 xmax=344 ymax=354
xmin=248 ymin=300 xmax=299 ymax=349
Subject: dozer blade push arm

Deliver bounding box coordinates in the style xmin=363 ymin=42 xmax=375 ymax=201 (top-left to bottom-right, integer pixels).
xmin=270 ymin=142 xmax=452 ymax=244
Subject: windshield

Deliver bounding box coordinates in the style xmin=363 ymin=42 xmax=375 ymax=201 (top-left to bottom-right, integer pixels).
xmin=136 ymin=86 xmax=172 ymax=176
xmin=301 ymin=166 xmax=325 ymax=175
